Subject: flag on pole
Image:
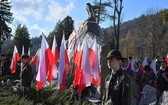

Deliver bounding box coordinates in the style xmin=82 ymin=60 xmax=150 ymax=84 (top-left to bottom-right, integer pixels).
xmin=31 ymin=48 xmax=40 ymax=71
xmin=131 ymin=56 xmax=135 ymax=71
xmin=142 ymin=57 xmax=148 ymax=67
xmin=73 ymin=43 xmax=85 ymax=93
xmin=165 ymin=53 xmax=168 ymax=66
xmin=89 ymin=37 xmax=101 ymax=88
xmin=21 ymin=45 xmax=25 ymax=71
xmin=36 ymin=34 xmax=55 ymax=91
xmin=58 ymin=34 xmax=70 ymax=91
xmin=22 ymin=45 xmax=25 ymax=55
xmin=150 ymin=59 xmax=157 ymax=77
xmin=10 ymin=46 xmax=20 ymax=74
xmin=28 ymin=47 xmax=31 ymax=56
xmin=81 ymin=37 xmax=91 ymax=87
xmin=52 ymin=36 xmax=59 ymax=78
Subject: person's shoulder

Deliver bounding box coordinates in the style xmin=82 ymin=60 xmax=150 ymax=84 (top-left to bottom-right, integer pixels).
xmin=123 ymin=74 xmax=134 ymax=82
xmin=27 ymin=63 xmax=33 ymax=70
xmin=105 ymin=75 xmax=111 ymax=82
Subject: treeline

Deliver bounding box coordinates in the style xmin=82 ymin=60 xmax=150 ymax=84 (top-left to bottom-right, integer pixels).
xmin=104 ymin=9 xmax=168 ymax=60
xmin=1 ymin=15 xmax=74 ymax=57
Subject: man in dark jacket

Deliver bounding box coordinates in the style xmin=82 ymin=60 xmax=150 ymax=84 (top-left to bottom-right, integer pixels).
xmin=0 ymin=54 xmax=11 ymax=79
xmin=156 ymin=60 xmax=168 ymax=104
xmin=20 ymin=54 xmax=33 ymax=98
xmin=121 ymin=58 xmax=133 ymax=76
xmin=103 ymin=50 xmax=132 ymax=105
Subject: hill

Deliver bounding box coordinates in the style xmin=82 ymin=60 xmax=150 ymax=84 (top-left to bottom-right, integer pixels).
xmin=104 ymin=10 xmax=168 ymax=60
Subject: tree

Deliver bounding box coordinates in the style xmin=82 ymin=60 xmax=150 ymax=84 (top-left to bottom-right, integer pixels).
xmin=93 ymin=0 xmax=112 ymax=24
xmin=13 ymin=24 xmax=31 ymax=54
xmin=112 ymin=0 xmax=123 ymax=50
xmin=142 ymin=10 xmax=164 ymax=58
xmin=0 ymin=0 xmax=13 ymax=52
xmin=120 ymin=31 xmax=136 ymax=58
xmin=48 ymin=16 xmax=74 ymax=48
xmin=102 ymin=30 xmax=115 ymax=49
xmin=160 ymin=9 xmax=168 ymax=25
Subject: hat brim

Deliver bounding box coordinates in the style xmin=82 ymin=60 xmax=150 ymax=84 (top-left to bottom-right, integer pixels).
xmin=106 ymin=56 xmax=122 ymax=60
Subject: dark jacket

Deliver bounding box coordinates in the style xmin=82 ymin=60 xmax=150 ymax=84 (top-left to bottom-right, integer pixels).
xmin=143 ymin=71 xmax=156 ymax=87
xmin=157 ymin=68 xmax=168 ymax=91
xmin=103 ymin=69 xmax=131 ymax=105
xmin=122 ymin=68 xmax=133 ymax=77
xmin=134 ymin=69 xmax=143 ymax=86
xmin=20 ymin=63 xmax=33 ymax=87
xmin=1 ymin=58 xmax=11 ymax=76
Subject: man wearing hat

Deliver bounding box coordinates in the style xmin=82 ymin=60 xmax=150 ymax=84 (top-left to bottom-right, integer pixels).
xmin=103 ymin=50 xmax=131 ymax=105
xmin=20 ymin=54 xmax=33 ymax=98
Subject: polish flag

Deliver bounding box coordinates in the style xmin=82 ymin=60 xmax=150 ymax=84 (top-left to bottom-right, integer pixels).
xmin=52 ymin=36 xmax=59 ymax=78
xmin=73 ymin=44 xmax=85 ymax=93
xmin=31 ymin=48 xmax=40 ymax=71
xmin=10 ymin=46 xmax=20 ymax=74
xmin=21 ymin=45 xmax=25 ymax=71
xmin=165 ymin=54 xmax=168 ymax=66
xmin=142 ymin=57 xmax=148 ymax=67
xmin=89 ymin=37 xmax=101 ymax=88
xmin=28 ymin=47 xmax=31 ymax=56
xmin=58 ymin=34 xmax=70 ymax=91
xmin=81 ymin=37 xmax=91 ymax=87
xmin=36 ymin=35 xmax=55 ymax=91
xmin=131 ymin=56 xmax=135 ymax=71
xmin=150 ymin=59 xmax=157 ymax=77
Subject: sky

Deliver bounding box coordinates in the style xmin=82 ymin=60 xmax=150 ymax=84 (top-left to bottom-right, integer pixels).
xmin=10 ymin=0 xmax=168 ymax=38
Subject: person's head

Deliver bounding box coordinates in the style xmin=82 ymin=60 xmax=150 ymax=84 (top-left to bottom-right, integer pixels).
xmin=144 ymin=65 xmax=151 ymax=73
xmin=122 ymin=58 xmax=129 ymax=68
xmin=160 ymin=60 xmax=167 ymax=70
xmin=0 ymin=54 xmax=6 ymax=60
xmin=21 ymin=54 xmax=30 ymax=64
xmin=106 ymin=50 xmax=122 ymax=72
xmin=134 ymin=61 xmax=139 ymax=70
xmin=128 ymin=56 xmax=132 ymax=62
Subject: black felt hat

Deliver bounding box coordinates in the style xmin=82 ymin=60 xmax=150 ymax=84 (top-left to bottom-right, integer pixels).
xmin=106 ymin=50 xmax=123 ymax=60
xmin=21 ymin=54 xmax=30 ymax=59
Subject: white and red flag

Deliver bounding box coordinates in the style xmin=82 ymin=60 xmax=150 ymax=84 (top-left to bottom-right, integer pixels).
xmin=58 ymin=34 xmax=70 ymax=91
xmin=81 ymin=37 xmax=91 ymax=87
xmin=21 ymin=45 xmax=25 ymax=71
xmin=150 ymin=59 xmax=157 ymax=77
xmin=142 ymin=57 xmax=148 ymax=67
xmin=165 ymin=53 xmax=168 ymax=66
xmin=51 ymin=36 xmax=59 ymax=78
xmin=131 ymin=56 xmax=135 ymax=71
xmin=73 ymin=43 xmax=85 ymax=93
xmin=28 ymin=47 xmax=31 ymax=56
xmin=36 ymin=34 xmax=55 ymax=91
xmin=10 ymin=46 xmax=20 ymax=74
xmin=89 ymin=37 xmax=101 ymax=88
xmin=31 ymin=48 xmax=40 ymax=71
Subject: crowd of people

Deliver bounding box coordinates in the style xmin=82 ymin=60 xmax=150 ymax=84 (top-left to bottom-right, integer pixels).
xmin=103 ymin=50 xmax=168 ymax=105
xmin=0 ymin=50 xmax=168 ymax=104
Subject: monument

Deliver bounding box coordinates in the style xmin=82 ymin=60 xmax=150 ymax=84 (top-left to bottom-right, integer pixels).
xmin=67 ymin=3 xmax=110 ymax=99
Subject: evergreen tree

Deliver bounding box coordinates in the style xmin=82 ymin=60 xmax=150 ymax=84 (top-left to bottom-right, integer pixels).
xmin=0 ymin=0 xmax=13 ymax=52
xmin=160 ymin=9 xmax=168 ymax=25
xmin=48 ymin=16 xmax=74 ymax=48
xmin=13 ymin=24 xmax=31 ymax=54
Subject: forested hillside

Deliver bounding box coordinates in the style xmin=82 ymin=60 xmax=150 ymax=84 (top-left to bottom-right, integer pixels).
xmin=104 ymin=10 xmax=168 ymax=60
